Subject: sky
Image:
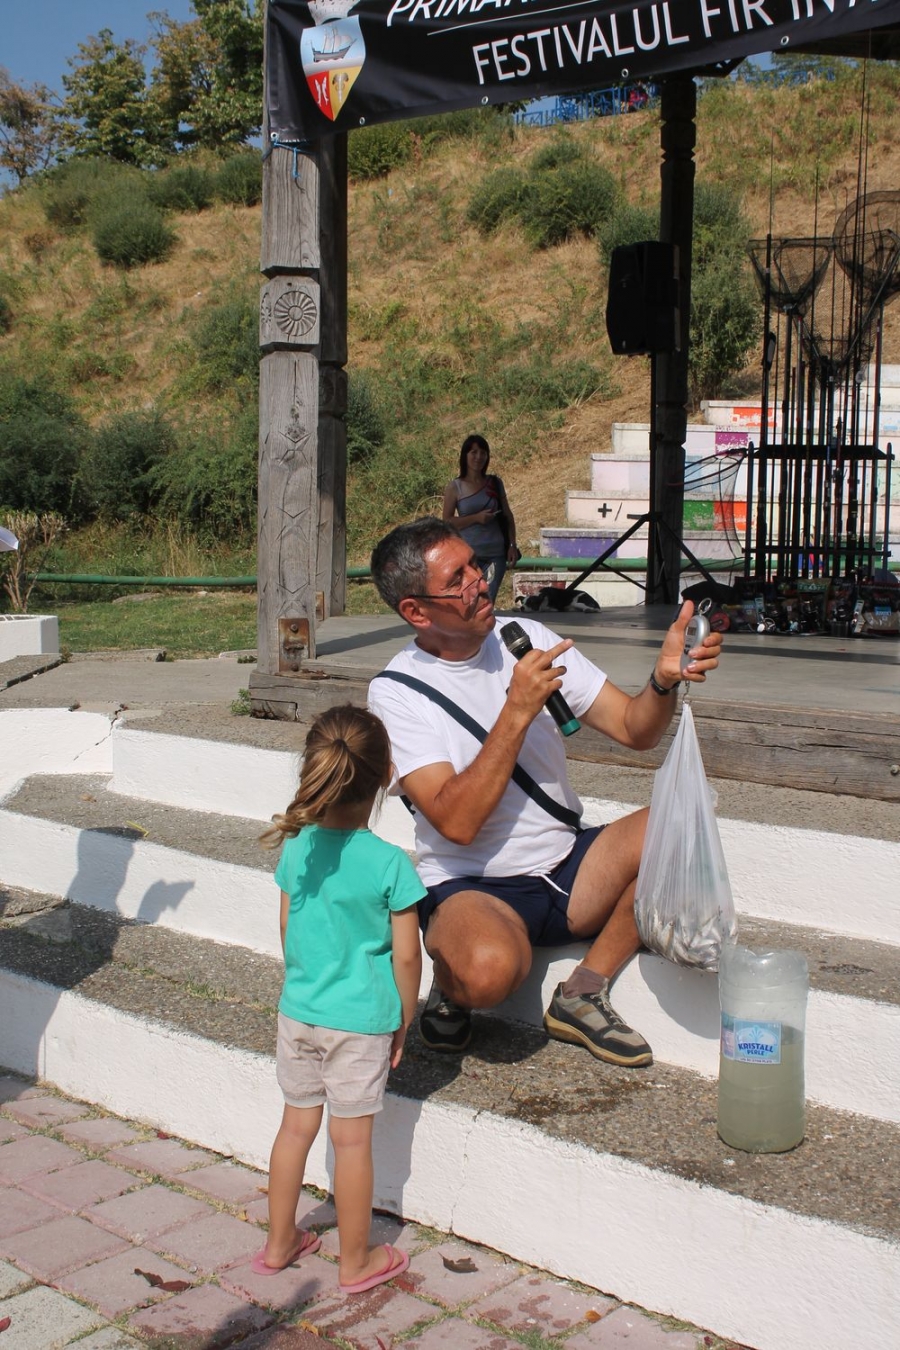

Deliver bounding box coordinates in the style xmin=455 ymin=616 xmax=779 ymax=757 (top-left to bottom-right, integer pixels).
xmin=1 ymin=0 xmax=197 ymax=94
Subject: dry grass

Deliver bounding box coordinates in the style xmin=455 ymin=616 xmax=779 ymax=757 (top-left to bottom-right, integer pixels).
xmin=3 ymin=68 xmax=900 ymax=557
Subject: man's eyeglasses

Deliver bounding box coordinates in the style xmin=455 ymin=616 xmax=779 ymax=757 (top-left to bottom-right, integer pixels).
xmin=407 ymin=569 xmax=485 ymax=604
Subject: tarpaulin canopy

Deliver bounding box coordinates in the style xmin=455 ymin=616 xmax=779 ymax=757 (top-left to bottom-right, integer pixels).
xmin=266 ymin=0 xmax=900 ymax=140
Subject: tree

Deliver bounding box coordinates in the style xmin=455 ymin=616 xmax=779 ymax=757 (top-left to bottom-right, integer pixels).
xmin=147 ymin=13 xmax=218 ymax=154
xmin=148 ymin=0 xmax=263 ymax=152
xmin=59 ymin=30 xmax=161 ymax=165
xmin=688 ymin=183 xmax=759 ymax=404
xmin=0 ymin=68 xmax=61 ymax=183
xmin=0 ymin=375 xmax=88 ymax=519
xmin=191 ymin=0 xmax=263 ymax=143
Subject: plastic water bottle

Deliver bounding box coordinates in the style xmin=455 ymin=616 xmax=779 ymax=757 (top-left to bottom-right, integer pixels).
xmin=717 ymin=943 xmax=809 ymax=1153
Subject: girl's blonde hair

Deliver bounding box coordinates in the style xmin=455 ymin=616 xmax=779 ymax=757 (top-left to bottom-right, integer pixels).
xmin=261 ymin=704 xmax=392 ymax=847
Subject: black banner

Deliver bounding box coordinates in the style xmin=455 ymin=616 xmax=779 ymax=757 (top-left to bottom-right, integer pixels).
xmin=266 ymin=0 xmax=900 ymax=140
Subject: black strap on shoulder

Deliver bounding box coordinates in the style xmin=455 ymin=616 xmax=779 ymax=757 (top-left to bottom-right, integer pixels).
xmin=372 ymin=669 xmax=582 ymax=832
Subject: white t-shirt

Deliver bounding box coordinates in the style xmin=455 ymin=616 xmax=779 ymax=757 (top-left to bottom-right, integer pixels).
xmin=368 ymin=617 xmax=606 ymax=886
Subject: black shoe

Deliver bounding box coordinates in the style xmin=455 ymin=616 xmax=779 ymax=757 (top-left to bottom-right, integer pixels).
xmin=543 ymin=982 xmax=653 ymax=1067
xmin=419 ymin=979 xmax=472 ymax=1052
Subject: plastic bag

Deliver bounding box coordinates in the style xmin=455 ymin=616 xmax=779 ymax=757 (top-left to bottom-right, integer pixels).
xmin=635 ymin=701 xmax=737 ymax=970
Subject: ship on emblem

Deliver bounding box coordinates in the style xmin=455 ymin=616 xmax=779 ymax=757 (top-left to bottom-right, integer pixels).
xmin=311 ymin=26 xmax=355 ymax=62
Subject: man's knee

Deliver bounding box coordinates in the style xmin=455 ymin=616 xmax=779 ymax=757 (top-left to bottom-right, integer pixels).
xmin=432 ymin=930 xmax=531 ymax=1009
xmin=464 ymin=937 xmax=530 ymax=1007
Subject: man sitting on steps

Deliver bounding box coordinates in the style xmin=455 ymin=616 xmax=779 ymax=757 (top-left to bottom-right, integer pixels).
xmin=368 ymin=518 xmax=723 ymax=1068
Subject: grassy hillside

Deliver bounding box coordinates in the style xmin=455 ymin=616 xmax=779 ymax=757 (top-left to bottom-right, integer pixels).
xmin=2 ymin=65 xmax=899 ymax=577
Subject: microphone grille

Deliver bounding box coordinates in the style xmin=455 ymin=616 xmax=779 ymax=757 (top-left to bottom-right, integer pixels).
xmin=500 ymin=621 xmax=529 ymax=655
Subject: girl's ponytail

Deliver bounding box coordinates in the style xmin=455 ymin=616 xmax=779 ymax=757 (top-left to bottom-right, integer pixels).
xmin=261 ymin=704 xmax=391 ymax=847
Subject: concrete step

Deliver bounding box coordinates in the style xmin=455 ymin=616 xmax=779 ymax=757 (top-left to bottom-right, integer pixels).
xmin=1 ymin=777 xmax=898 ymax=1123
xmin=101 ymin=716 xmax=900 ymax=940
xmin=0 ymin=892 xmax=897 ymax=1350
xmin=591 ymin=444 xmax=750 ymax=494
xmin=700 ymin=398 xmax=900 ymax=441
xmin=0 ymin=772 xmax=282 ymax=958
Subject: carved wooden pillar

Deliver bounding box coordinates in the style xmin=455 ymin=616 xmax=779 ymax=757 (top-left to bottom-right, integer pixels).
xmin=250 ymin=123 xmax=347 ymax=718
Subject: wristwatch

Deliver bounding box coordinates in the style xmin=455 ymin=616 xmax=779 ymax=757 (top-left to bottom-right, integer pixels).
xmin=648 ymin=667 xmax=679 ymax=696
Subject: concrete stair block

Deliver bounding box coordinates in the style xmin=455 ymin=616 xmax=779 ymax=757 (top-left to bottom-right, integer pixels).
xmin=0 ymin=901 xmax=897 ymax=1350
xmin=700 ymin=398 xmax=900 ymax=446
xmin=1 ymin=696 xmax=899 ymax=1350
xmin=94 ymin=724 xmax=900 ymax=945
xmin=0 ymin=775 xmax=281 ymax=958
xmin=566 ymin=491 xmax=650 ymax=529
xmin=2 ymin=745 xmax=899 ymax=1122
xmin=0 ymin=616 xmax=59 ymax=661
xmin=111 ymin=722 xmax=297 ymax=823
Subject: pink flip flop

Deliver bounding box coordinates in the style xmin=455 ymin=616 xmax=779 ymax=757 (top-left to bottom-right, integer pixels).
xmin=250 ymin=1230 xmax=321 ymax=1276
xmin=339 ymin=1243 xmax=409 ymax=1295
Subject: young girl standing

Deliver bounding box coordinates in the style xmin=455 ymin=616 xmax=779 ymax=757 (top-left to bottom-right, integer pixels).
xmin=255 ymin=704 xmax=424 ymax=1293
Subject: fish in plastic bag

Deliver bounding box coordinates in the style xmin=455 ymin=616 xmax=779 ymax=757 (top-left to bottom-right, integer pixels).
xmin=635 ymin=701 xmax=737 ymax=970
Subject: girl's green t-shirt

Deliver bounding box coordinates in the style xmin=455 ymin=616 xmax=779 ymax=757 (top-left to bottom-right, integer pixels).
xmin=274 ymin=825 xmax=425 ymax=1034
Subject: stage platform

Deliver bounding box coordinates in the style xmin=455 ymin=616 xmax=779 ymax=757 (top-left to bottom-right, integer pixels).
xmin=278 ymin=603 xmax=900 ymax=803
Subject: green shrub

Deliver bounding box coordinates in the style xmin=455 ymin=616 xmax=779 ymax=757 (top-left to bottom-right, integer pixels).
xmin=41 ymin=157 xmax=144 ymax=230
xmin=347 ymin=369 xmax=388 ymax=466
xmin=64 ymin=347 xmax=135 ymax=384
xmin=150 ymin=406 xmax=257 ymax=536
xmin=529 ymin=136 xmax=585 ymax=172
xmin=79 ymin=410 xmax=177 ymax=519
xmin=92 ymin=200 xmax=176 ymax=267
xmin=348 ymin=123 xmax=414 ymax=180
xmin=467 ymin=167 xmax=530 ymax=233
xmin=499 ymin=358 xmax=611 ymax=411
xmin=0 ymin=374 xmax=74 ymax=424
xmin=147 ymin=165 xmax=215 ymax=213
xmin=0 ymin=294 xmax=11 ymax=334
xmin=214 ymin=152 xmax=262 ymax=206
xmin=190 ymin=292 xmax=259 ymax=393
xmin=348 ymin=438 xmax=442 ymax=550
xmin=598 ymin=201 xmax=660 ymax=265
xmin=408 ymin=107 xmax=513 ymax=152
xmin=0 ymin=412 xmax=84 ymax=516
xmin=520 ymin=162 xmax=619 ymax=248
xmin=689 ymin=257 xmax=759 ymax=404
xmin=692 ymin=181 xmax=750 ymax=267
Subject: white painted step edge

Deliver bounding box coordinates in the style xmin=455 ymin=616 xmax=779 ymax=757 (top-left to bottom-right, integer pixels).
xmin=0 ymin=972 xmax=896 ymax=1350
xmin=111 ymin=725 xmax=297 ymax=823
xmin=109 ymin=730 xmax=900 ymax=947
xmin=0 ymin=709 xmax=113 ymax=804
xmin=0 ymin=805 xmax=896 ymax=1122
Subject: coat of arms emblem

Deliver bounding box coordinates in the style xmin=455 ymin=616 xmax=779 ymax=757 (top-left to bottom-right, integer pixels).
xmin=301 ymin=1 xmax=365 ymax=123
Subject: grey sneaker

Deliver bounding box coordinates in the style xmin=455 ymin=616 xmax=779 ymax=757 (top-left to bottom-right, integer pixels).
xmin=543 ymin=983 xmax=653 ymax=1067
xmin=419 ymin=979 xmax=472 ymax=1053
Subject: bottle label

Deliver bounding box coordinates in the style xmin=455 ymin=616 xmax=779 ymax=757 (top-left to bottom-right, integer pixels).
xmin=720 ymin=1015 xmax=782 ymax=1065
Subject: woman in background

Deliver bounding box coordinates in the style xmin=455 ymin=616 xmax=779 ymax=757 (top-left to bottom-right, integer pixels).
xmin=442 ymin=434 xmax=518 ymax=602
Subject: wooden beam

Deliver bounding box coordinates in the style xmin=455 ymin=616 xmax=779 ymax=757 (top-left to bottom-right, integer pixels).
xmin=252 ymin=671 xmax=900 ymax=802
xmin=251 ymin=108 xmax=348 ymax=717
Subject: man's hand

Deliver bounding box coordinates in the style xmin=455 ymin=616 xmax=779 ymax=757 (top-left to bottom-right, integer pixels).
xmin=399 ymin=636 xmax=575 ymax=846
xmin=656 ymin=601 xmax=723 ymax=688
xmin=506 ymin=637 xmax=574 ymax=723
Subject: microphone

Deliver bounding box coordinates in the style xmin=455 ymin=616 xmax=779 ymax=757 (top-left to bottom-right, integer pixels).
xmin=500 ymin=621 xmax=581 ymax=737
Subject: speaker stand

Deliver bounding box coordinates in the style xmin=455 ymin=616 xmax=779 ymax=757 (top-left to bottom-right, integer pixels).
xmin=560 ymin=509 xmax=718 ymax=601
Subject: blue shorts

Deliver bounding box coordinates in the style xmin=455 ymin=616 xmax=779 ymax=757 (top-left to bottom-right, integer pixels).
xmin=420 ymin=825 xmax=604 ymax=948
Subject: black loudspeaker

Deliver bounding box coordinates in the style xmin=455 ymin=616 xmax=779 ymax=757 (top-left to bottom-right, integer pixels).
xmin=606 ymin=241 xmax=680 ymax=355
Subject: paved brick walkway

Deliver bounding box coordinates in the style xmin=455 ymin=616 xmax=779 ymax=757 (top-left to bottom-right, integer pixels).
xmin=0 ymin=1074 xmax=747 ymax=1350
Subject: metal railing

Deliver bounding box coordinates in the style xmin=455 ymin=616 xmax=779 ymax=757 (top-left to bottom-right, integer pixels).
xmin=32 ymin=555 xmax=757 ymax=590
